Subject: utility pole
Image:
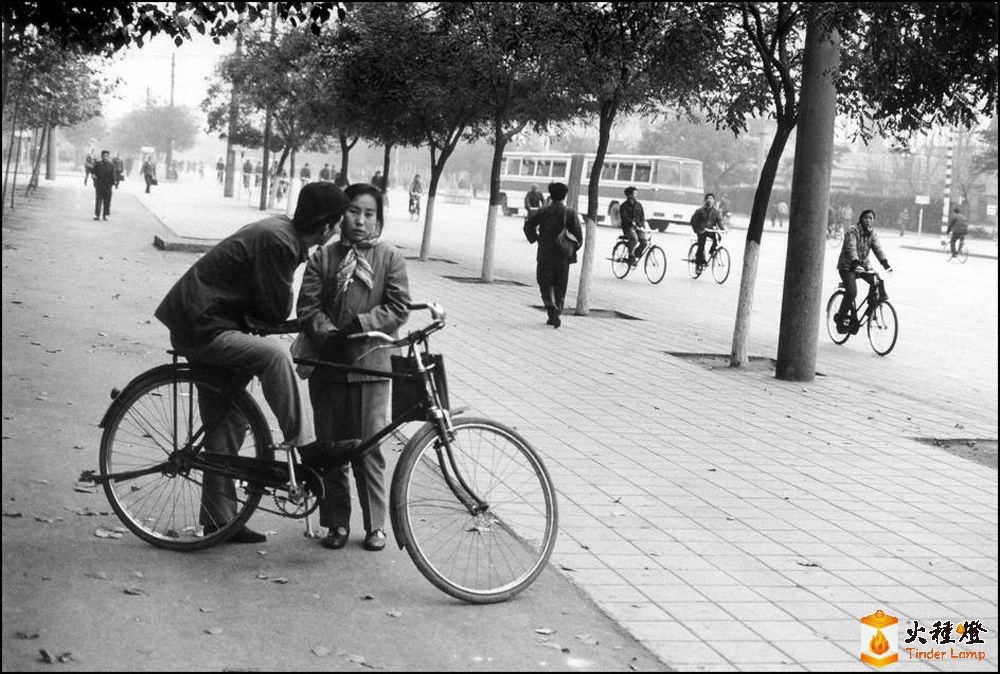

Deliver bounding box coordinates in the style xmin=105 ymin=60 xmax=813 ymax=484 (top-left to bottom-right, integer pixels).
xmin=165 ymin=51 xmax=175 ymax=180
xmin=775 ymin=13 xmax=840 ymax=382
xmin=223 ymin=29 xmax=243 ymax=198
xmin=940 ymin=128 xmax=955 ymax=246
xmin=259 ymin=5 xmax=277 ymax=211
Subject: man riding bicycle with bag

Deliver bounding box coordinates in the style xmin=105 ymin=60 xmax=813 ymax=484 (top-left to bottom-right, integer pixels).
xmin=834 ymin=208 xmax=892 ymax=333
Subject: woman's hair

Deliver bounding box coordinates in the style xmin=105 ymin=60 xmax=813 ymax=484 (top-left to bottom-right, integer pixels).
xmin=858 ymin=209 xmax=875 ymax=225
xmin=345 ymin=183 xmax=384 ymax=231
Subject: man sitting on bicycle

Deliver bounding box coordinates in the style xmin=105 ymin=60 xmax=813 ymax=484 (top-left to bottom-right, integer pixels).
xmin=408 ymin=174 xmax=423 ymax=215
xmin=154 ymin=182 xmax=351 ymax=543
xmin=946 ymin=205 xmax=968 ymax=259
xmin=835 ymin=208 xmax=892 ymax=332
xmin=524 ymin=184 xmax=545 ymax=216
xmin=620 ymin=186 xmax=649 ymax=265
xmin=690 ymin=192 xmax=726 ymax=267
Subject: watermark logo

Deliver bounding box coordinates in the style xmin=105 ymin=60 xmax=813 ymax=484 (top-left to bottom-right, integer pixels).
xmin=860 ymin=609 xmax=899 ymax=668
xmin=859 ymin=609 xmax=990 ymax=667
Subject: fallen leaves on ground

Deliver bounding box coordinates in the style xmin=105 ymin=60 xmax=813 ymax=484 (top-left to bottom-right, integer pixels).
xmin=38 ymin=650 xmax=74 ymax=664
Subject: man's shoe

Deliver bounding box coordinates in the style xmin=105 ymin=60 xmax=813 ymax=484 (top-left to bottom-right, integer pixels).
xmin=203 ymin=524 xmax=267 ymax=544
xmin=321 ymin=526 xmax=349 ymax=549
xmin=545 ymin=307 xmax=556 ymax=325
xmin=93 ymin=216 xmax=100 ymax=221
xmin=363 ymin=529 xmax=387 ymax=551
xmin=102 ymin=215 xmax=108 ymax=220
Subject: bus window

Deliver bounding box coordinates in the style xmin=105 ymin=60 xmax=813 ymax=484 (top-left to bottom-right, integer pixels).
xmin=536 ymin=159 xmax=551 ymax=177
xmin=657 ymin=160 xmax=681 ymax=187
xmin=616 ymin=163 xmax=634 ymax=182
xmin=680 ymin=162 xmax=703 ymax=189
xmin=505 ymin=157 xmax=521 ymax=176
xmin=552 ymin=160 xmax=568 ymax=178
xmin=633 ymin=163 xmax=652 ymax=183
xmin=601 ymin=162 xmax=617 ymax=180
xmin=521 ymin=159 xmax=536 ymax=176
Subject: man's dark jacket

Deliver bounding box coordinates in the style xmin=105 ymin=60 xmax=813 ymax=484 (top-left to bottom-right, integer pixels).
xmin=523 ymin=202 xmax=584 ymax=264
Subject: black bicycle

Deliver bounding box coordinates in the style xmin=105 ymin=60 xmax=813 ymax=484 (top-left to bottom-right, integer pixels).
xmin=408 ymin=192 xmax=421 ymax=221
xmin=825 ymin=271 xmax=898 ymax=356
xmin=686 ymin=228 xmax=731 ymax=284
xmin=83 ymin=303 xmax=558 ymax=604
xmin=610 ymin=231 xmax=667 ymax=284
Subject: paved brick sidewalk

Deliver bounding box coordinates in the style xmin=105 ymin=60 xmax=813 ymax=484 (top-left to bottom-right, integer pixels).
xmin=132 ymin=178 xmax=999 ymax=671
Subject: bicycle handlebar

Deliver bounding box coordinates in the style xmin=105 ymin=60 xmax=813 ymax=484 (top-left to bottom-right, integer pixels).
xmin=244 ymin=302 xmax=446 ymax=348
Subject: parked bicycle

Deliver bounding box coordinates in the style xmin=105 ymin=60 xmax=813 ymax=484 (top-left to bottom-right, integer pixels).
xmin=82 ymin=302 xmax=558 ymax=604
xmin=686 ymin=228 xmax=731 ymax=284
xmin=610 ymin=232 xmax=667 ymax=284
xmin=825 ymin=270 xmax=898 ymax=356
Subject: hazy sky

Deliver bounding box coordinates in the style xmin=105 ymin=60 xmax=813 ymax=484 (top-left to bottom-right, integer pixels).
xmin=99 ymin=33 xmax=234 ymax=121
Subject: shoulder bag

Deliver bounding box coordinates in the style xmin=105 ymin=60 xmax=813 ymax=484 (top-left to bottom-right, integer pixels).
xmin=555 ymin=209 xmax=580 ymax=258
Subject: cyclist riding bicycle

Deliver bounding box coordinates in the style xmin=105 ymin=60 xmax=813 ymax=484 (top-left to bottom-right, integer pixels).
xmin=834 ymin=208 xmax=892 ymax=333
xmin=408 ymin=174 xmax=423 ymax=216
xmin=690 ymin=192 xmax=726 ymax=267
xmin=524 ymin=184 xmax=545 ymax=217
xmin=620 ymin=186 xmax=650 ymax=265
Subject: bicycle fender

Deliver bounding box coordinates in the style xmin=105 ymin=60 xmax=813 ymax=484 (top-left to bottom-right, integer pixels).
xmin=97 ymin=363 xmax=207 ymax=428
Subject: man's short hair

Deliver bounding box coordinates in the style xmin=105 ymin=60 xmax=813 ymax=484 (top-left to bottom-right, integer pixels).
xmin=623 ymin=186 xmax=636 ymax=196
xmin=705 ymin=192 xmax=715 ymax=200
xmin=548 ymin=182 xmax=568 ymax=201
xmin=293 ymin=182 xmax=351 ymax=235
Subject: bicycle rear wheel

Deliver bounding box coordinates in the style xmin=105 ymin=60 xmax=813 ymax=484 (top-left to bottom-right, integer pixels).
xmin=643 ymin=245 xmax=667 ymax=284
xmin=711 ymin=246 xmax=731 ymax=284
xmin=391 ymin=417 xmax=558 ymax=604
xmin=611 ymin=241 xmax=631 ymax=279
xmin=825 ymin=290 xmax=851 ymax=345
xmin=99 ymin=367 xmax=272 ymax=551
xmin=867 ymin=300 xmax=898 ymax=356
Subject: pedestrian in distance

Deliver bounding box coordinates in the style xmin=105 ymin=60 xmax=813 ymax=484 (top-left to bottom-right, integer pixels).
xmin=155 ymin=182 xmax=351 ymax=544
xmin=834 ymin=208 xmax=892 ymax=332
xmin=524 ymin=184 xmax=545 ymax=216
xmin=690 ymin=192 xmax=726 ymax=268
xmin=242 ymin=157 xmax=253 ymax=191
xmin=777 ymin=200 xmax=789 ymax=228
xmin=91 ymin=150 xmax=116 ymax=220
xmin=140 ymin=156 xmax=157 ymax=194
xmin=897 ymin=207 xmax=910 ymax=237
xmin=319 ymin=163 xmax=331 ymax=182
xmin=620 ymin=186 xmax=650 ymax=265
xmin=83 ymin=150 xmax=95 ymax=185
xmin=523 ymin=182 xmax=584 ymax=329
xmin=946 ymin=205 xmax=968 ymax=258
xmin=296 ymin=183 xmax=411 ymax=552
xmin=607 ymin=199 xmax=621 ymax=228
xmin=112 ymin=152 xmax=125 ymax=188
xmin=215 ymin=157 xmax=225 ymax=184
xmin=300 ymin=163 xmax=312 ymax=186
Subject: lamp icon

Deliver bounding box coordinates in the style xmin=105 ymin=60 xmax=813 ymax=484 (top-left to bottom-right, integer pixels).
xmin=860 ymin=610 xmax=899 ymax=668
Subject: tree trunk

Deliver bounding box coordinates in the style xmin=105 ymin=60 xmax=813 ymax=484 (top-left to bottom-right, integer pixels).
xmin=575 ymin=100 xmax=616 ymax=316
xmin=45 ymin=123 xmax=56 ymax=181
xmin=775 ymin=20 xmax=840 ymax=382
xmin=421 ymin=146 xmax=443 ymax=262
xmin=729 ymin=120 xmax=795 ymax=367
xmin=3 ymin=93 xmax=21 ymax=206
xmin=381 ymin=144 xmax=391 ymax=189
xmin=481 ymin=122 xmax=508 ymax=283
xmin=26 ymin=124 xmax=47 ymax=195
xmin=338 ymin=133 xmax=358 ymax=182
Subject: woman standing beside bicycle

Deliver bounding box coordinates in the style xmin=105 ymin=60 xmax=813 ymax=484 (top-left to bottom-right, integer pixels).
xmin=834 ymin=209 xmax=892 ymax=333
xmin=296 ymin=183 xmax=411 ymax=552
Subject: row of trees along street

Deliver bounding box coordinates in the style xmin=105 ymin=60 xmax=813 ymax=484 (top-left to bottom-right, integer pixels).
xmin=3 ymin=2 xmax=997 ymax=382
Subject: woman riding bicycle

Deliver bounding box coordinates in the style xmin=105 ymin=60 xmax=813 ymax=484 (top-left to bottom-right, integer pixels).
xmin=834 ymin=209 xmax=892 ymax=333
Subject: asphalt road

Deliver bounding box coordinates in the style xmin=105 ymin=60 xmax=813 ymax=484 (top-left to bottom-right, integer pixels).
xmin=1 ymin=183 xmax=666 ymax=672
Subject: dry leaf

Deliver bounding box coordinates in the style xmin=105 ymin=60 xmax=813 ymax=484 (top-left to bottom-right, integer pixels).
xmin=271 ymin=577 xmax=289 ymax=584
xmin=123 ymin=587 xmax=146 ymax=596
xmin=15 ymin=630 xmax=40 ymax=640
xmin=385 ymin=610 xmax=402 ymax=618
xmin=204 ymin=627 xmax=224 ymax=635
xmin=534 ymin=628 xmax=555 ymax=635
xmin=575 ymin=634 xmax=599 ymax=645
xmin=2 ymin=509 xmax=24 ymax=518
xmin=85 ymin=571 xmax=109 ymax=581
xmin=94 ymin=526 xmax=123 ymax=539
xmin=312 ymin=646 xmax=331 ymax=657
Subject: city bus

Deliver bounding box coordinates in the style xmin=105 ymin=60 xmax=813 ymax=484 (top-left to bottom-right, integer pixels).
xmin=498 ymin=152 xmax=704 ymax=230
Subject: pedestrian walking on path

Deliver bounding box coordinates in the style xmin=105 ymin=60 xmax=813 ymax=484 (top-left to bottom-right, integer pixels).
xmin=296 ymin=183 xmax=411 ymax=552
xmin=523 ymin=181 xmax=583 ymax=328
xmin=90 ymin=150 xmax=116 ymax=220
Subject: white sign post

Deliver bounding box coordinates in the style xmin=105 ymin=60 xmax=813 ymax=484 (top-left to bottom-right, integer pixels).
xmin=914 ymin=195 xmax=930 ymax=235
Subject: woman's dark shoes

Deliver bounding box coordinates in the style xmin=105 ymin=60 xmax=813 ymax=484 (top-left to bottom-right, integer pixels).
xmin=363 ymin=529 xmax=387 ymax=551
xmin=321 ymin=526 xmax=350 ymax=549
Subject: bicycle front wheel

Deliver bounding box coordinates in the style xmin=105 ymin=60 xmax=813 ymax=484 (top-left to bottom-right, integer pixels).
xmin=825 ymin=290 xmax=850 ymax=345
xmin=611 ymin=241 xmax=631 ymax=279
xmin=867 ymin=300 xmax=898 ymax=356
xmin=99 ymin=367 xmax=273 ymax=551
xmin=711 ymin=246 xmax=731 ymax=284
xmin=391 ymin=417 xmax=558 ymax=604
xmin=687 ymin=243 xmax=702 ymax=279
xmin=643 ymin=245 xmax=667 ymax=284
